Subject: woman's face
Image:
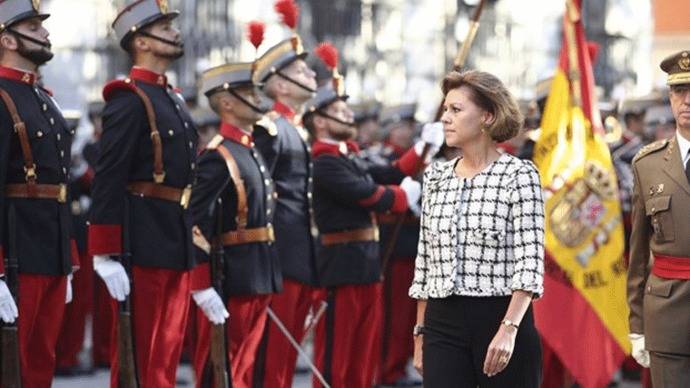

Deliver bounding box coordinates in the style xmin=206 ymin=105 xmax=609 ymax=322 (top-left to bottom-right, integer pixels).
xmin=440 ymin=86 xmax=490 ymax=148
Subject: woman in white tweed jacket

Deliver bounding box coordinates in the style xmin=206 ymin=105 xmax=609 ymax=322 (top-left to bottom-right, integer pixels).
xmin=410 ymin=70 xmax=545 ymax=387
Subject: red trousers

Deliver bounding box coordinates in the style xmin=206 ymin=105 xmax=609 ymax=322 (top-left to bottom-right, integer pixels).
xmin=314 ymin=283 xmax=382 ymax=388
xmin=379 ymin=260 xmax=416 ymax=384
xmin=56 ymin=252 xmax=94 ymax=369
xmin=15 ymin=274 xmax=68 ymax=387
xmin=108 ymin=266 xmax=190 ymax=388
xmin=193 ymin=294 xmax=271 ymax=388
xmin=93 ymin=275 xmax=114 ymax=366
xmin=261 ymin=279 xmax=325 ymax=388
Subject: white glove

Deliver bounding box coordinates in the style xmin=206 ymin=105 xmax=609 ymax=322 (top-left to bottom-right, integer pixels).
xmin=192 ymin=287 xmax=229 ymax=325
xmin=400 ymin=177 xmax=422 ymax=213
xmin=0 ymin=280 xmax=18 ymax=323
xmin=93 ymin=255 xmax=130 ymax=302
xmin=65 ymin=274 xmax=73 ymax=304
xmin=414 ymin=122 xmax=444 ymax=162
xmin=629 ymin=333 xmax=650 ymax=368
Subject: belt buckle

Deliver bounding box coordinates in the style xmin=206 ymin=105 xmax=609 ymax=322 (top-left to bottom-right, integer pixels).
xmin=58 ymin=184 xmax=67 ymax=203
xmin=180 ymin=185 xmax=192 ymax=209
xmin=266 ymin=224 xmax=275 ymax=242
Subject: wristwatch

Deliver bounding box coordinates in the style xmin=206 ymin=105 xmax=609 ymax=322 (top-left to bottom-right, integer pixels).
xmin=413 ymin=324 xmax=425 ymax=337
xmin=501 ymin=319 xmax=519 ymax=331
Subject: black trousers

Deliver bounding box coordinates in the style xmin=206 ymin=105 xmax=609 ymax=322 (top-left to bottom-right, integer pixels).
xmin=423 ymin=295 xmax=542 ymax=388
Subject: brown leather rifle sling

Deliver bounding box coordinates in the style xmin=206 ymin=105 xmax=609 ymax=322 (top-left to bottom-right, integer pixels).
xmin=0 ymin=88 xmax=37 ymax=183
xmin=210 ymin=139 xmax=275 ymax=245
xmin=127 ymin=81 xmax=166 ymax=183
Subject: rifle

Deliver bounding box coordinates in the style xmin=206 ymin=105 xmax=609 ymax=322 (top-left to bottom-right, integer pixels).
xmin=380 ymin=145 xmax=430 ymax=280
xmin=118 ymin=197 xmax=138 ymax=388
xmin=1 ymin=205 xmax=21 ymax=388
xmin=207 ymin=198 xmax=231 ymax=388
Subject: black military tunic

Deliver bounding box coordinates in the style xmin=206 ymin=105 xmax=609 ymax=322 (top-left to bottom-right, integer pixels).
xmin=253 ymin=101 xmax=319 ymax=285
xmin=0 ymin=66 xmax=78 ymax=275
xmin=311 ymin=140 xmax=423 ymax=287
xmin=363 ymin=142 xmax=421 ymax=261
xmin=69 ymin=141 xmax=98 ymax=256
xmin=190 ymin=123 xmax=281 ymax=297
xmin=88 ymin=67 xmax=198 ymax=269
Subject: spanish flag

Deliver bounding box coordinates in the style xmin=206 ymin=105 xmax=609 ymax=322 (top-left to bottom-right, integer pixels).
xmin=532 ymin=1 xmax=630 ymax=387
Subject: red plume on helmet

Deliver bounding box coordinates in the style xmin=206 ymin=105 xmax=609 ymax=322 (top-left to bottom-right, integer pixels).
xmin=274 ymin=0 xmax=299 ymax=30
xmin=275 ymin=0 xmax=304 ymax=53
xmin=315 ymin=43 xmax=338 ymax=71
xmin=247 ymin=21 xmax=265 ymax=51
xmin=315 ymin=42 xmax=344 ymax=96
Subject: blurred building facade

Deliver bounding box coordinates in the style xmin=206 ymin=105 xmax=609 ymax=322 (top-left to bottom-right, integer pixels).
xmin=651 ymin=0 xmax=690 ymax=87
xmin=39 ymin=0 xmax=654 ymax=122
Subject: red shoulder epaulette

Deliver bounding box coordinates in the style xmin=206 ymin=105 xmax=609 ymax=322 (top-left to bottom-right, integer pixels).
xmin=102 ymin=79 xmax=137 ymax=101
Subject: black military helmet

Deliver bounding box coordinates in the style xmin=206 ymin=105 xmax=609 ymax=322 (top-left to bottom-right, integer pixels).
xmin=0 ymin=0 xmax=49 ymax=33
xmin=112 ymin=0 xmax=179 ymax=50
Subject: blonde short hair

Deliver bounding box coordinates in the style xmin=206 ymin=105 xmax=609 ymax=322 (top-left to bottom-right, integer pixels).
xmin=442 ymin=70 xmax=523 ymax=143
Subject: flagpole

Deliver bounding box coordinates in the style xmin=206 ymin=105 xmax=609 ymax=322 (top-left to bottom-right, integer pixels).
xmin=564 ymin=0 xmax=582 ymax=108
xmin=433 ymin=0 xmax=486 ymax=121
xmin=453 ymin=0 xmax=487 ymax=69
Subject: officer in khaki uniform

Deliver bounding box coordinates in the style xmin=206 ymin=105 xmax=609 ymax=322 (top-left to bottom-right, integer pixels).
xmin=627 ymin=50 xmax=690 ymax=387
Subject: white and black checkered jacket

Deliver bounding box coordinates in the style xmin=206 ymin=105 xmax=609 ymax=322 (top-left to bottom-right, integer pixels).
xmin=408 ymin=153 xmax=545 ymax=299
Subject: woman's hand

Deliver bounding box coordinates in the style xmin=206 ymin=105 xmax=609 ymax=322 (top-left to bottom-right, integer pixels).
xmin=483 ymin=325 xmax=517 ymax=377
xmin=413 ymin=334 xmax=423 ymax=375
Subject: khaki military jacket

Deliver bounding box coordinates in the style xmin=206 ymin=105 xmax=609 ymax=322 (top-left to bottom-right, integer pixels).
xmin=627 ymin=135 xmax=690 ymax=355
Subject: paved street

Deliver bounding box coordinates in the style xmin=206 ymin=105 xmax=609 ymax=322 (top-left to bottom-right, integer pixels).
xmin=52 ymin=365 xmax=314 ymax=387
xmin=50 ymin=325 xmax=642 ymax=388
xmin=53 ymin=365 xmax=643 ymax=387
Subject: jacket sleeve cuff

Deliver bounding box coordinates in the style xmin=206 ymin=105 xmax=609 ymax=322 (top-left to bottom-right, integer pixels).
xmin=357 ymin=186 xmax=385 ymax=207
xmin=190 ymin=262 xmax=212 ymax=291
xmin=88 ymin=224 xmax=122 ymax=256
xmin=389 ymin=186 xmax=408 ymax=213
xmin=70 ymin=239 xmax=80 ymax=271
xmin=394 ymin=148 xmax=424 ymax=176
xmin=510 ymin=279 xmax=544 ymax=299
xmin=629 ymin=316 xmax=643 ymax=334
xmin=408 ymin=283 xmax=428 ymax=299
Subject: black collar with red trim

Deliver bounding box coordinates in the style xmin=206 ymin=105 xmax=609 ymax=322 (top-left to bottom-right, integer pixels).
xmin=312 ymin=139 xmax=360 ymax=157
xmin=273 ymin=100 xmax=296 ymax=121
xmin=220 ymin=122 xmax=254 ymax=148
xmin=0 ymin=65 xmax=54 ymax=95
xmin=0 ymin=65 xmax=37 ymax=85
xmin=129 ymin=66 xmax=168 ymax=87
